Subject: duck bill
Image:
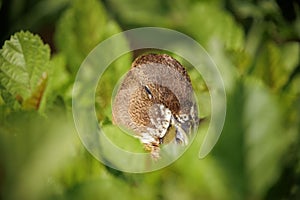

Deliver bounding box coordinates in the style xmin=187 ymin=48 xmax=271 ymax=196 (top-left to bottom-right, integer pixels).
xmin=174 ymin=124 xmax=189 ymax=145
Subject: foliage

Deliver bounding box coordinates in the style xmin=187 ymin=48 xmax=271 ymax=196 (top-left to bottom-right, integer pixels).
xmin=55 ymin=0 xmax=107 ymax=73
xmin=0 ymin=0 xmax=299 ymax=200
xmin=0 ymin=31 xmax=50 ymax=110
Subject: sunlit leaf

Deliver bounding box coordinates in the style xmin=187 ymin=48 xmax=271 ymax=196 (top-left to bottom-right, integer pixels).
xmin=39 ymin=53 xmax=70 ymax=112
xmin=55 ymin=0 xmax=107 ymax=73
xmin=95 ymin=20 xmax=132 ymax=121
xmin=0 ymin=31 xmax=50 ymax=110
xmin=183 ymin=3 xmax=245 ymax=51
xmin=252 ymin=41 xmax=299 ymax=91
xmin=105 ymin=0 xmax=172 ymax=27
xmin=243 ymin=78 xmax=294 ymax=198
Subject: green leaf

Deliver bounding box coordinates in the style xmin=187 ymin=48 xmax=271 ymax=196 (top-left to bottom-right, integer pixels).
xmin=0 ymin=31 xmax=50 ymax=109
xmin=183 ymin=3 xmax=245 ymax=51
xmin=7 ymin=0 xmax=70 ymax=34
xmin=39 ymin=53 xmax=70 ymax=112
xmin=0 ymin=111 xmax=78 ymax=200
xmin=252 ymin=41 xmax=299 ymax=91
xmin=243 ymin=78 xmax=290 ymax=197
xmin=213 ymin=77 xmax=294 ymax=199
xmin=55 ymin=0 xmax=107 ymax=73
xmin=105 ymin=0 xmax=173 ymax=27
xmin=95 ymin=20 xmax=132 ymax=121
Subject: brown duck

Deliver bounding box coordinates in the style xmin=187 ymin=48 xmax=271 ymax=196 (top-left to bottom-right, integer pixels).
xmin=112 ymin=54 xmax=199 ymax=159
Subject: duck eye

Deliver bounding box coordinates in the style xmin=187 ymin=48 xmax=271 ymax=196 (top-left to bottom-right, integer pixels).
xmin=144 ymin=85 xmax=152 ymax=99
xmin=181 ymin=114 xmax=189 ymax=121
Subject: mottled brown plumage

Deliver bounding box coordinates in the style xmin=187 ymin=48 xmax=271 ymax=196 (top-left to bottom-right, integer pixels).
xmin=112 ymin=54 xmax=199 ymax=159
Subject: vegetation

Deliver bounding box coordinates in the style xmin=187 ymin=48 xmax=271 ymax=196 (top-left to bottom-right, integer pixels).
xmin=0 ymin=0 xmax=299 ymax=199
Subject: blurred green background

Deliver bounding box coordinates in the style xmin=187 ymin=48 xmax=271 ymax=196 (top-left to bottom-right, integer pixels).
xmin=0 ymin=0 xmax=299 ymax=199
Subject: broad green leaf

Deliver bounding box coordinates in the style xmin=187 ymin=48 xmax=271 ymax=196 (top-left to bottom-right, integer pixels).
xmin=95 ymin=20 xmax=132 ymax=121
xmin=213 ymin=77 xmax=294 ymax=199
xmin=0 ymin=31 xmax=50 ymax=109
xmin=183 ymin=3 xmax=245 ymax=51
xmin=212 ymin=80 xmax=247 ymax=200
xmin=102 ymin=125 xmax=143 ymax=153
xmin=39 ymin=53 xmax=70 ymax=112
xmin=251 ymin=41 xmax=299 ymax=91
xmin=106 ymin=0 xmax=222 ymax=28
xmin=55 ymin=0 xmax=107 ymax=73
xmin=243 ymin=78 xmax=293 ymax=198
xmin=47 ymin=54 xmax=69 ymax=94
xmin=171 ymin=122 xmax=232 ymax=200
xmin=105 ymin=0 xmax=172 ymax=27
xmin=0 ymin=87 xmax=21 ymax=109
